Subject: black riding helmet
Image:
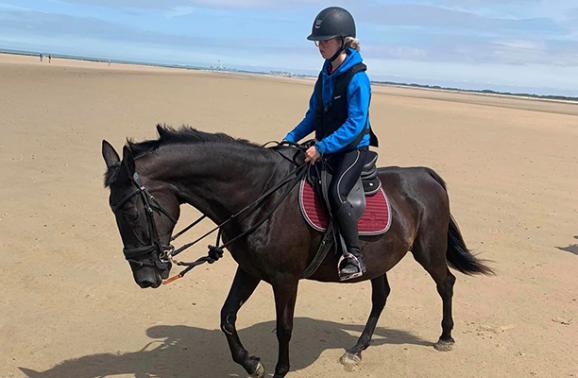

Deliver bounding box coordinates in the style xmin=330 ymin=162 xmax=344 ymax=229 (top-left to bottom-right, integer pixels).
xmin=307 ymin=7 xmax=356 ymax=41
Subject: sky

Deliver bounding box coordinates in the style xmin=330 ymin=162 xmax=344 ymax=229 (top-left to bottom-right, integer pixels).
xmin=1 ymin=0 xmax=577 ymax=96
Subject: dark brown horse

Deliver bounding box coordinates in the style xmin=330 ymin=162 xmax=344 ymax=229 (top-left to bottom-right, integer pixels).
xmin=101 ymin=126 xmax=492 ymax=378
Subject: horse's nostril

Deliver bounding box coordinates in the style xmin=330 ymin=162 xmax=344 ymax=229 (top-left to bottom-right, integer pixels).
xmin=138 ymin=280 xmax=153 ymax=288
xmin=151 ymin=280 xmax=162 ymax=288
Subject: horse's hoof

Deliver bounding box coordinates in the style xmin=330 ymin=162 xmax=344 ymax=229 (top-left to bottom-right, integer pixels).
xmin=249 ymin=361 xmax=265 ymax=378
xmin=339 ymin=351 xmax=361 ymax=371
xmin=434 ymin=339 xmax=454 ymax=352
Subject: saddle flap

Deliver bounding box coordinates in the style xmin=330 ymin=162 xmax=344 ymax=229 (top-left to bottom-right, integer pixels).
xmin=347 ymin=177 xmax=366 ymax=220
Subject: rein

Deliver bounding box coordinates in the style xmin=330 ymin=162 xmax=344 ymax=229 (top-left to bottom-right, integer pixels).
xmin=164 ymin=161 xmax=308 ymax=284
xmin=113 ymin=141 xmax=309 ymax=285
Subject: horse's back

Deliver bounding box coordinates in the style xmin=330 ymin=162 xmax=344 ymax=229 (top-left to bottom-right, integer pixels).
xmin=377 ymin=165 xmax=450 ymax=238
xmin=377 ymin=166 xmax=448 ymax=204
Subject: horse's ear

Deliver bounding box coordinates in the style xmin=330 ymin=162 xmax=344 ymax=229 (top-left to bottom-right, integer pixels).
xmin=102 ymin=140 xmax=120 ymax=168
xmin=122 ymin=145 xmax=135 ymax=174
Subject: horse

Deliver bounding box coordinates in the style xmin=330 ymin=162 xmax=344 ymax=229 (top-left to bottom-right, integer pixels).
xmin=101 ymin=125 xmax=493 ymax=378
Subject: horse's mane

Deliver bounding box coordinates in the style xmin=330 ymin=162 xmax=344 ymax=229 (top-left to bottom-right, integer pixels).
xmin=127 ymin=124 xmax=263 ymax=158
xmin=104 ymin=125 xmax=271 ymax=187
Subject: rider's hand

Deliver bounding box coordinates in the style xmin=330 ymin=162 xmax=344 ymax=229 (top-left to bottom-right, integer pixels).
xmin=304 ymin=146 xmax=321 ymax=165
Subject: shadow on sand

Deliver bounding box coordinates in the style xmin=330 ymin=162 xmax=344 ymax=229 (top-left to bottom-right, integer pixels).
xmin=20 ymin=317 xmax=430 ymax=377
xmin=557 ymin=235 xmax=578 ymax=256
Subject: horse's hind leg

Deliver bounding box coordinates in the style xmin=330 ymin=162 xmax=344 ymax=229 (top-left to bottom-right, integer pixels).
xmin=412 ymin=232 xmax=456 ymax=351
xmin=221 ymin=267 xmax=264 ymax=377
xmin=340 ymin=274 xmax=391 ymax=368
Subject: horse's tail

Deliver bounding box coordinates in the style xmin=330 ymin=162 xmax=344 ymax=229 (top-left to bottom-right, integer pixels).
xmin=447 ymin=215 xmax=494 ymax=275
xmin=426 ymin=168 xmax=494 ymax=276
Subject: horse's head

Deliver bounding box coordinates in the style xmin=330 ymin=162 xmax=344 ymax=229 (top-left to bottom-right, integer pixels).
xmin=102 ymin=140 xmax=179 ymax=288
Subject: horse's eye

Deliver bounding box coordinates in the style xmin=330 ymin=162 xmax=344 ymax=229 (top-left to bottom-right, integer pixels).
xmin=125 ymin=206 xmax=139 ymax=222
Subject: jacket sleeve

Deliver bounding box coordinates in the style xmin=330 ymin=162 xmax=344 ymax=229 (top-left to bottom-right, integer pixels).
xmin=315 ymin=73 xmax=370 ymax=155
xmin=284 ymin=86 xmax=318 ymax=143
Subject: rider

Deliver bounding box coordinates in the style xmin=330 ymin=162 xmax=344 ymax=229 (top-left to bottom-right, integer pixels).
xmin=284 ymin=7 xmax=378 ymax=280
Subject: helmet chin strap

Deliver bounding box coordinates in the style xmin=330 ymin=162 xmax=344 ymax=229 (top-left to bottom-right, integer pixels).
xmin=327 ymin=37 xmax=345 ymax=63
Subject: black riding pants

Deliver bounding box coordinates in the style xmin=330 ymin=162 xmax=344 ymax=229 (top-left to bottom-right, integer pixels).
xmin=325 ymin=148 xmax=369 ymax=252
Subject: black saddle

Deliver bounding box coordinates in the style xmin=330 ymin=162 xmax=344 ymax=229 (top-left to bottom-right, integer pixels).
xmin=306 ymin=150 xmax=381 ymax=221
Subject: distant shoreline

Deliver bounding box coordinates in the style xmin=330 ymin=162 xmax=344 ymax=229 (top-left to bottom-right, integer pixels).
xmin=1 ymin=47 xmax=577 ymax=105
xmin=0 ymin=48 xmax=206 ymax=72
xmin=372 ymin=81 xmax=578 ymax=105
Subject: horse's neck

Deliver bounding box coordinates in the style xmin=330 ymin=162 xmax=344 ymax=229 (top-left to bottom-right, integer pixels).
xmin=147 ymin=144 xmax=283 ymax=224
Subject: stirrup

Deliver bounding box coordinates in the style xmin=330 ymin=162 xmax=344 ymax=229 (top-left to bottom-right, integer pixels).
xmin=338 ymin=252 xmax=365 ymax=281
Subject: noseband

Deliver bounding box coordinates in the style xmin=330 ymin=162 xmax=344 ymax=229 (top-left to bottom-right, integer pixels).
xmin=110 ymin=172 xmax=176 ymax=269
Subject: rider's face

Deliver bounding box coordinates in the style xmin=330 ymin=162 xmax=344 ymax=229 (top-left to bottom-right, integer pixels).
xmin=315 ymin=38 xmax=341 ymax=60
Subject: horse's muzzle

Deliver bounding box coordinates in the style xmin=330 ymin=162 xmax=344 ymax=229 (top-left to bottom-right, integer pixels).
xmin=133 ymin=266 xmax=162 ymax=289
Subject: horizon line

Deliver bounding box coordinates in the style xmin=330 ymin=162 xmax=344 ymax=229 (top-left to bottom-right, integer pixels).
xmin=2 ymin=47 xmax=577 ymax=104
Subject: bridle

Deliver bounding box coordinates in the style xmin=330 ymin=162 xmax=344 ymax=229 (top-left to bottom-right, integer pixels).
xmin=110 ymin=172 xmax=175 ymax=270
xmin=109 ymin=141 xmax=310 ymax=284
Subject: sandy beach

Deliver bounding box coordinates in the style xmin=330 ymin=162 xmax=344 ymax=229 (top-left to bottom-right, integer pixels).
xmin=1 ymin=53 xmax=577 ymax=377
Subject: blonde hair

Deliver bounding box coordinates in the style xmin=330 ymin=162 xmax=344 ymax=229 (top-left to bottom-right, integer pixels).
xmin=344 ymin=36 xmax=360 ymax=51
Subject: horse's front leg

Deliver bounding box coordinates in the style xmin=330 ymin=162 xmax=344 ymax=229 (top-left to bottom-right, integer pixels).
xmin=272 ymin=279 xmax=299 ymax=378
xmin=221 ymin=267 xmax=264 ymax=377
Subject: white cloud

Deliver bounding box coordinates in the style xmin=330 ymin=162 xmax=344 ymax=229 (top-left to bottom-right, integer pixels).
xmin=494 ymin=40 xmax=542 ymax=50
xmin=0 ymin=2 xmax=30 ymax=11
xmin=57 ymin=0 xmax=331 ymax=10
xmin=164 ymin=6 xmax=196 ymax=18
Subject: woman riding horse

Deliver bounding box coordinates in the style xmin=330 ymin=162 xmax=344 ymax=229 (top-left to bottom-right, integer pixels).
xmin=285 ymin=7 xmax=378 ymax=281
xmin=101 ymin=6 xmax=494 ymax=378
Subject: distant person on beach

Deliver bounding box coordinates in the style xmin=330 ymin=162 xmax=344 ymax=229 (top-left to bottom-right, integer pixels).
xmin=283 ymin=7 xmax=378 ymax=281
xmin=48 ymin=54 xmax=52 ymax=63
xmin=39 ymin=54 xmax=43 ymax=62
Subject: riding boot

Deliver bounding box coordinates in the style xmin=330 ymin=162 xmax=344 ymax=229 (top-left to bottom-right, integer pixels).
xmin=335 ymin=203 xmax=366 ymax=280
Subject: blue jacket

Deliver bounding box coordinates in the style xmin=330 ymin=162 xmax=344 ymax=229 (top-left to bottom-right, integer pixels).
xmin=285 ymin=48 xmax=371 ymax=155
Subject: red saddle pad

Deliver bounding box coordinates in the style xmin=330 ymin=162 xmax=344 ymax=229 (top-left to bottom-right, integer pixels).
xmin=298 ymin=179 xmax=391 ymax=235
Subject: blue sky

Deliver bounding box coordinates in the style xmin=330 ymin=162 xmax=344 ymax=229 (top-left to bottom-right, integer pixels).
xmin=1 ymin=0 xmax=577 ymax=96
